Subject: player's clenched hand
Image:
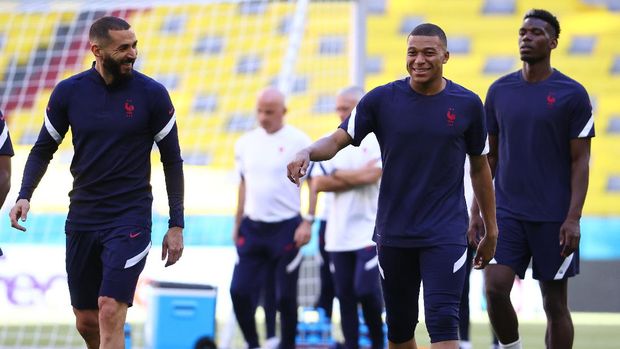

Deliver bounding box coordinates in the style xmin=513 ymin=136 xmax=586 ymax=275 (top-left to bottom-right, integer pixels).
xmin=162 ymin=226 xmax=184 ymax=267
xmin=287 ymin=149 xmax=310 ymax=187
xmin=294 ymin=220 xmax=312 ymax=248
xmin=9 ymin=199 xmax=30 ymax=232
xmin=467 ymin=214 xmax=485 ymax=247
xmin=559 ymin=218 xmax=580 ymax=258
xmin=473 ymin=229 xmax=497 ymax=270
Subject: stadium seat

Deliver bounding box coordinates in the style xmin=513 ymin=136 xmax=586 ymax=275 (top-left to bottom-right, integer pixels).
xmin=482 ymin=0 xmax=516 ymax=14
xmin=483 ymin=56 xmax=517 ymax=74
xmin=568 ymin=35 xmax=597 ymax=54
xmin=612 ymin=55 xmax=620 ymax=74
xmin=607 ymin=116 xmax=620 ymax=133
xmin=607 ymin=176 xmax=620 ymax=192
xmin=449 ymin=36 xmax=472 ymax=54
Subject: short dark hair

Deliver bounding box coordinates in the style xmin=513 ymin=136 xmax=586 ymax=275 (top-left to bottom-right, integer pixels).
xmin=408 ymin=23 xmax=447 ymax=47
xmin=89 ymin=16 xmax=131 ymax=43
xmin=524 ymin=9 xmax=560 ymax=39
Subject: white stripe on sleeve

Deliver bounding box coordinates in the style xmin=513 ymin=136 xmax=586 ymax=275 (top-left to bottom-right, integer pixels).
xmin=577 ymin=115 xmax=594 ymax=138
xmin=0 ymin=122 xmax=9 ymax=149
xmin=44 ymin=114 xmax=62 ymax=143
xmin=154 ymin=115 xmax=176 ymax=143
xmin=346 ymin=106 xmax=357 ymax=139
xmin=480 ymin=136 xmax=490 ymax=155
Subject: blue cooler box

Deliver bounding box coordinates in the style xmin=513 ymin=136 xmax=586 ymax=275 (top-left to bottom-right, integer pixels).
xmin=145 ymin=281 xmax=217 ymax=349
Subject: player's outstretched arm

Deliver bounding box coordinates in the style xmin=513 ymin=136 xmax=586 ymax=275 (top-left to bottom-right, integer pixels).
xmin=161 ymin=226 xmax=184 ymax=267
xmin=469 ymin=154 xmax=498 ymax=269
xmin=9 ymin=199 xmax=30 ymax=232
xmin=287 ymin=129 xmax=352 ymax=187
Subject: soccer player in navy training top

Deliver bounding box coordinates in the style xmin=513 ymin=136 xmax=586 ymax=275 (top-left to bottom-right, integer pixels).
xmin=9 ymin=17 xmax=184 ymax=349
xmin=468 ymin=9 xmax=594 ymax=349
xmin=0 ymin=111 xmax=14 ymax=257
xmin=288 ymin=23 xmax=498 ymax=349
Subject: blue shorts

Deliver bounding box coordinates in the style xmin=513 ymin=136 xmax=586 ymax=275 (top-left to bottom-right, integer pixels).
xmin=493 ymin=214 xmax=579 ymax=281
xmin=66 ymin=226 xmax=151 ymax=309
xmin=377 ymin=243 xmax=467 ymax=343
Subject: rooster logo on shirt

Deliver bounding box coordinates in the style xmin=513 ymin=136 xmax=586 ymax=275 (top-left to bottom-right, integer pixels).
xmin=124 ymin=99 xmax=135 ymax=117
xmin=446 ymin=108 xmax=457 ymax=126
xmin=546 ymin=93 xmax=556 ymax=109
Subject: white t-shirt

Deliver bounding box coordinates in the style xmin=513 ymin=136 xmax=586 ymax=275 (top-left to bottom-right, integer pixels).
xmin=235 ymin=125 xmax=312 ymax=222
xmin=321 ymin=134 xmax=381 ymax=252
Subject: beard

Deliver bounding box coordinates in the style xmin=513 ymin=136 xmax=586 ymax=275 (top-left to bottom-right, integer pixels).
xmin=102 ymin=54 xmax=134 ymax=83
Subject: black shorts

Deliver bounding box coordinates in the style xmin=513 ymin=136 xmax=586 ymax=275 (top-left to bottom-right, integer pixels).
xmin=493 ymin=214 xmax=579 ymax=280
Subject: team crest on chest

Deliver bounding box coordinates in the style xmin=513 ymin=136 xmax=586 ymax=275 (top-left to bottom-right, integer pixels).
xmin=546 ymin=92 xmax=556 ymax=109
xmin=124 ymin=99 xmax=135 ymax=117
xmin=446 ymin=108 xmax=457 ymax=126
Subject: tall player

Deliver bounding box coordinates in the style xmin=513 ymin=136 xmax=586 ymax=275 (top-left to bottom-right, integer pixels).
xmin=288 ymin=23 xmax=498 ymax=349
xmin=230 ymin=87 xmax=313 ymax=349
xmin=0 ymin=110 xmax=14 ymax=257
xmin=469 ymin=9 xmax=594 ymax=349
xmin=9 ymin=17 xmax=184 ymax=349
xmin=311 ymin=86 xmax=384 ymax=349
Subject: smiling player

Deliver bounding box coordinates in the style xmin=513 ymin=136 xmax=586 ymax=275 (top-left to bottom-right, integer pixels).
xmin=9 ymin=16 xmax=184 ymax=349
xmin=288 ymin=23 xmax=498 ymax=349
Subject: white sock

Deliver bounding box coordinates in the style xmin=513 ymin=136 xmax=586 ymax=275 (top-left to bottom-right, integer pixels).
xmin=498 ymin=338 xmax=522 ymax=349
xmin=459 ymin=340 xmax=472 ymax=349
xmin=264 ymin=337 xmax=280 ymax=349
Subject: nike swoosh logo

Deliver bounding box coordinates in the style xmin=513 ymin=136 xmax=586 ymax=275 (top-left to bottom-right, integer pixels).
xmin=129 ymin=232 xmax=141 ymax=238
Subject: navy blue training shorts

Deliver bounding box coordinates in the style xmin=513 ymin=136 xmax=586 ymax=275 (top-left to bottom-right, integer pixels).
xmin=66 ymin=226 xmax=151 ymax=309
xmin=377 ymin=243 xmax=467 ymax=343
xmin=492 ymin=213 xmax=579 ymax=280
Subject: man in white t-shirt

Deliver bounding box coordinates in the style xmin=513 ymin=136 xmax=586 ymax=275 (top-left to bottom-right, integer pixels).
xmin=230 ymin=87 xmax=313 ymax=349
xmin=311 ymin=86 xmax=385 ymax=349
